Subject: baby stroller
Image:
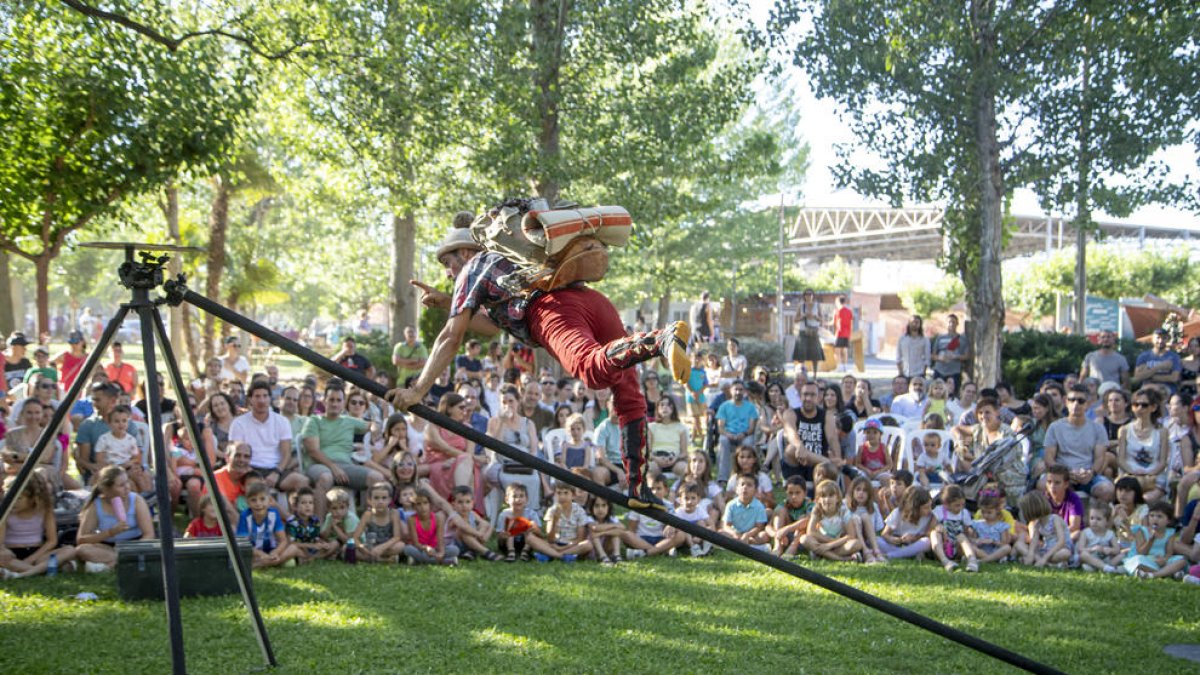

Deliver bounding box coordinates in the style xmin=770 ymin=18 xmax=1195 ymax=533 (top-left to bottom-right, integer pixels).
xmin=946 ymin=422 xmax=1032 ymax=504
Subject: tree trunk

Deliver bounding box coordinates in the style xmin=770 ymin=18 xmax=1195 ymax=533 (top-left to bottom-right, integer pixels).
xmin=160 ymin=184 xmax=186 ymax=366
xmin=33 ymin=254 xmax=50 ymax=338
xmin=969 ymin=0 xmax=1005 ymax=387
xmin=203 ymin=175 xmax=231 ymax=362
xmin=181 ymin=303 xmax=201 ymax=377
xmin=656 ymin=288 xmax=672 ymax=331
xmin=529 ymin=0 xmax=567 ymax=203
xmin=389 ymin=210 xmax=417 ymax=344
xmin=0 ymin=251 xmax=14 ymax=335
xmin=1072 ymin=23 xmax=1092 ymax=336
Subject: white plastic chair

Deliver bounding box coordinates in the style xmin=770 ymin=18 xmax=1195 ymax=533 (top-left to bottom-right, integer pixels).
xmin=901 ymin=428 xmax=955 ymax=473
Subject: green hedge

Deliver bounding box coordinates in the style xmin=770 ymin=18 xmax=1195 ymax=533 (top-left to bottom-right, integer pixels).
xmin=1000 ymin=329 xmax=1141 ymax=398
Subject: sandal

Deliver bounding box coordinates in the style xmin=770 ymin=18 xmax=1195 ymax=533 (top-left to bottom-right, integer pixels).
xmin=504 ymin=550 xmax=516 ymax=563
xmin=598 ymin=555 xmax=614 ymax=566
xmin=483 ymin=550 xmax=501 ymax=562
xmin=518 ymin=549 xmax=531 ymax=562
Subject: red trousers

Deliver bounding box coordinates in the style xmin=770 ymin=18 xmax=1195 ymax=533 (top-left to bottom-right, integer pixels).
xmin=529 ymin=287 xmax=645 ymax=427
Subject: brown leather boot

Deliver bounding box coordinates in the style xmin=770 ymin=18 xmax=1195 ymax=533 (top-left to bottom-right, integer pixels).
xmin=604 ymin=321 xmax=691 ymax=386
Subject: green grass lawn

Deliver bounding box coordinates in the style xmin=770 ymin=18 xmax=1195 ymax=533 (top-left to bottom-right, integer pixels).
xmin=1 ymin=555 xmax=1196 ymax=673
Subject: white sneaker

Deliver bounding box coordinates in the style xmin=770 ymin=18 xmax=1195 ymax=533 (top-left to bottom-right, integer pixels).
xmin=689 ymin=544 xmax=703 ymax=557
xmin=698 ymin=541 xmax=712 ymax=556
xmin=626 ymin=549 xmax=646 ymax=559
xmin=1183 ymin=575 xmax=1200 ymax=585
xmin=1081 ymin=563 xmax=1096 ymax=573
xmin=84 ymin=562 xmax=110 ymax=574
xmin=1103 ymin=564 xmax=1119 ymax=574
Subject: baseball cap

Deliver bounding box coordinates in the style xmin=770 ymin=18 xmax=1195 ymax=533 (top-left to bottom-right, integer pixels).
xmin=6 ymin=332 xmax=29 ymax=347
xmin=863 ymin=419 xmax=883 ymax=432
xmin=34 ymin=344 xmax=49 ymax=355
xmin=224 ymin=335 xmax=241 ymax=345
xmin=67 ymin=330 xmax=84 ymax=344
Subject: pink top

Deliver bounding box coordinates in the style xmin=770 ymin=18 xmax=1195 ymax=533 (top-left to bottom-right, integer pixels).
xmin=4 ymin=511 xmax=44 ymax=547
xmin=413 ymin=513 xmax=439 ymax=547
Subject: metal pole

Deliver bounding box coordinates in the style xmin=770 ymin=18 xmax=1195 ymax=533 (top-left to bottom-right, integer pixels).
xmin=0 ymin=306 xmax=128 ymax=525
xmin=135 ymin=296 xmax=187 ymax=675
xmin=148 ymin=308 xmax=276 ymax=667
xmin=178 ymin=284 xmax=1063 ymax=675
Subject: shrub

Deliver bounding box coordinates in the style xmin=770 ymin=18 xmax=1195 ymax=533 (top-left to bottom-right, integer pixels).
xmin=1001 ymin=329 xmax=1141 ymax=398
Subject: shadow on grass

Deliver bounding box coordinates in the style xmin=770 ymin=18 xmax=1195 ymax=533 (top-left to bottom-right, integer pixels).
xmin=1 ymin=556 xmax=1196 ymax=673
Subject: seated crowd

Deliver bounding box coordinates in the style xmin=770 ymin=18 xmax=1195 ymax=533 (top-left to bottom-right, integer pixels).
xmin=1 ymin=325 xmax=1198 ymax=583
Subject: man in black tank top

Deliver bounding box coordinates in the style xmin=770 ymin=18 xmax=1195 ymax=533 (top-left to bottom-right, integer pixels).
xmin=781 ymin=382 xmax=841 ymax=482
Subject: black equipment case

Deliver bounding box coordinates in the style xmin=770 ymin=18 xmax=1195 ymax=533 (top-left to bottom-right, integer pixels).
xmin=116 ymin=538 xmax=252 ymax=601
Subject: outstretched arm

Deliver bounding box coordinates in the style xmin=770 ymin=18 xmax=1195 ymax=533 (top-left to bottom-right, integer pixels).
xmin=389 ymin=310 xmax=472 ymax=410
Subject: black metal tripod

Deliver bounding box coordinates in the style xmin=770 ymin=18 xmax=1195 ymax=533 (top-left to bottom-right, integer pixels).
xmin=0 ymin=244 xmax=275 ymax=674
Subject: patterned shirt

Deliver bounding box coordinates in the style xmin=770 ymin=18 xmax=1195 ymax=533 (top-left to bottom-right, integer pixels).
xmin=286 ymin=514 xmax=322 ymax=543
xmin=450 ymin=252 xmax=537 ymax=345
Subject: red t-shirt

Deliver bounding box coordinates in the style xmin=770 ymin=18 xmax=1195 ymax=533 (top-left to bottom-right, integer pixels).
xmin=185 ymin=517 xmax=222 ymax=538
xmin=836 ymin=307 xmax=853 ymax=338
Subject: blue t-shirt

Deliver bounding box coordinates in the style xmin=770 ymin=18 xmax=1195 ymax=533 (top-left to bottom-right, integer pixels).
xmin=236 ymin=507 xmax=284 ymax=553
xmin=723 ymin=498 xmax=768 ymax=534
xmin=75 ymin=415 xmax=111 ymax=463
xmin=1134 ymin=349 xmax=1182 ymax=391
xmin=716 ymin=400 xmax=759 ymax=435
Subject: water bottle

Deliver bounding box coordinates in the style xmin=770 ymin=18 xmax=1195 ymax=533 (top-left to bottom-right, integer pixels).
xmin=47 ymin=553 xmax=58 ymax=577
xmin=344 ymin=539 xmax=357 ymax=565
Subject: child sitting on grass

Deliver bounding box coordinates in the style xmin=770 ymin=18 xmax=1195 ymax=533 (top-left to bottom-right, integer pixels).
xmin=445 ymin=486 xmax=499 ymax=561
xmin=771 ymin=476 xmax=812 ymax=557
xmin=625 ymin=474 xmax=683 ymax=558
xmin=879 ymin=485 xmax=934 ymax=560
xmin=403 ymin=488 xmax=458 ymax=565
xmin=845 ymin=476 xmax=886 ymax=563
xmin=321 ymin=488 xmax=360 ymax=554
xmin=1014 ymin=491 xmax=1071 ymax=569
xmin=540 ymin=483 xmax=590 ymax=562
xmin=930 ymin=484 xmax=979 ymax=573
xmin=0 ymin=474 xmax=76 ymax=578
xmin=720 ymin=474 xmax=771 ymax=552
xmin=496 ymin=483 xmax=558 ymax=562
xmin=285 ymin=488 xmax=338 ymax=561
xmin=1077 ymin=501 xmax=1122 ymax=574
xmin=1121 ymin=500 xmax=1188 ymax=579
xmin=237 ymin=482 xmax=298 ymax=569
xmin=969 ymin=493 xmax=1014 ymax=566
xmin=585 ymin=495 xmax=627 ymax=565
xmin=670 ymin=481 xmax=715 ymax=557
xmin=352 ymin=482 xmax=406 ymax=563
xmin=800 ymin=479 xmax=863 ymax=562
xmin=94 ymin=405 xmax=151 ymax=492
xmin=184 ymin=495 xmax=223 ymax=539
xmin=878 ymin=470 xmax=913 ymax=518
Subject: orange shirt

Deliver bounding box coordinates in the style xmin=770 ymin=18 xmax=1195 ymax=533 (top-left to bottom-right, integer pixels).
xmin=105 ymin=362 xmax=137 ymax=393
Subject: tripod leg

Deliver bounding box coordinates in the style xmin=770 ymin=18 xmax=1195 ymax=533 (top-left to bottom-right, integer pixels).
xmin=135 ymin=304 xmax=187 ymax=675
xmin=0 ymin=305 xmax=129 ymax=525
xmin=148 ymin=306 xmax=277 ymax=667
